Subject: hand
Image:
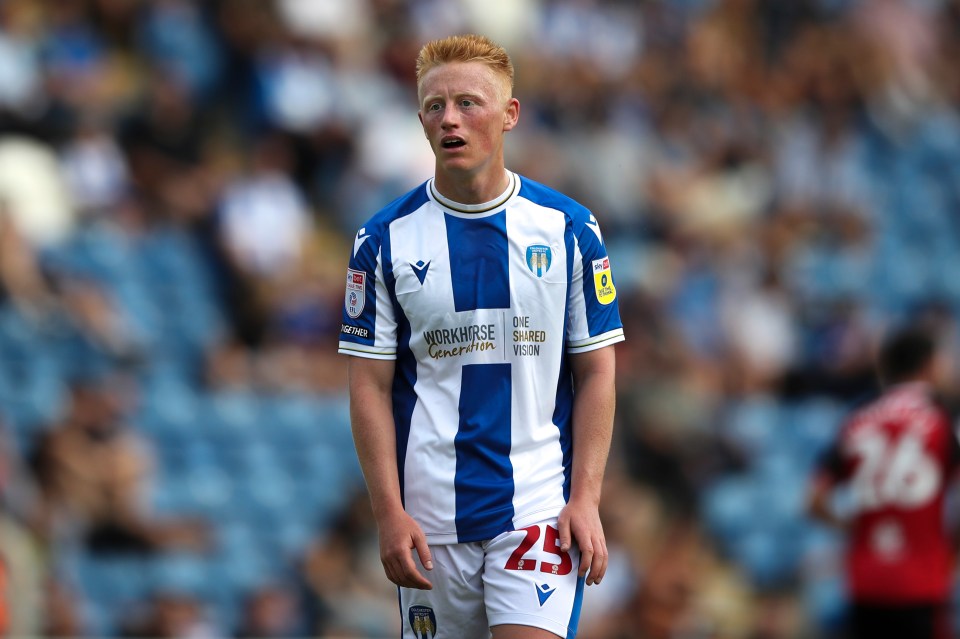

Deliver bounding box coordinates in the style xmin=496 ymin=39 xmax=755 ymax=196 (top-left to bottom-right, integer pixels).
xmin=377 ymin=509 xmax=433 ymax=590
xmin=558 ymin=498 xmax=607 ymax=586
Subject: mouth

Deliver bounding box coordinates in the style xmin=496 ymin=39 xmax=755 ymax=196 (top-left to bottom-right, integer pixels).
xmin=440 ymin=136 xmax=466 ymax=149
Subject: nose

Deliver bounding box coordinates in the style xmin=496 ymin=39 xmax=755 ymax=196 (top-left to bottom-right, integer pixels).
xmin=440 ymin=105 xmax=460 ymax=129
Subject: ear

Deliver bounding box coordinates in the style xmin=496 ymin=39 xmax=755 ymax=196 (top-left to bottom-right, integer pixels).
xmin=503 ymin=98 xmax=520 ymax=132
xmin=418 ymin=111 xmax=427 ymax=138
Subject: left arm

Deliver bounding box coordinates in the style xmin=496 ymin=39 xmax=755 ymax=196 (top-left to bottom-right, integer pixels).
xmin=558 ymin=345 xmax=617 ymax=586
xmin=806 ymin=473 xmax=846 ymax=528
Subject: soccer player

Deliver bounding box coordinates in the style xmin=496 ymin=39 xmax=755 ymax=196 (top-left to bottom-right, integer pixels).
xmin=807 ymin=324 xmax=959 ymax=639
xmin=338 ymin=34 xmax=624 ymax=639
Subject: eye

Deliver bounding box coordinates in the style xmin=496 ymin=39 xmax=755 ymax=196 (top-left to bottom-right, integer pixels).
xmin=427 ymin=102 xmax=442 ymax=112
xmin=460 ymin=99 xmax=476 ymax=108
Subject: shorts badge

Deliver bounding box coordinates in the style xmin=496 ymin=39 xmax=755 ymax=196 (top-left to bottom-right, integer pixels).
xmin=408 ymin=605 xmax=437 ymax=638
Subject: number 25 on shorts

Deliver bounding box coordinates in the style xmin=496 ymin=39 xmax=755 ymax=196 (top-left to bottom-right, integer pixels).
xmin=504 ymin=524 xmax=572 ymax=575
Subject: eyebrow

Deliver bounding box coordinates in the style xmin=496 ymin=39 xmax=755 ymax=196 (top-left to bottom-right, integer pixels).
xmin=421 ymin=91 xmax=485 ymax=106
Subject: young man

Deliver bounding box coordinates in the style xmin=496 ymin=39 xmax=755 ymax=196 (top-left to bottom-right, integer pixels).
xmin=807 ymin=324 xmax=959 ymax=639
xmin=338 ymin=34 xmax=624 ymax=639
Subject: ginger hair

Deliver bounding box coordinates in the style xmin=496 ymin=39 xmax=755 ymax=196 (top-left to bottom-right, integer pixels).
xmin=416 ymin=34 xmax=514 ymax=100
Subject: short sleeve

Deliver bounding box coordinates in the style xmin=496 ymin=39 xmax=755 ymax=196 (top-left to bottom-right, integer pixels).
xmin=566 ymin=213 xmax=625 ymax=353
xmin=338 ymin=226 xmax=397 ymax=359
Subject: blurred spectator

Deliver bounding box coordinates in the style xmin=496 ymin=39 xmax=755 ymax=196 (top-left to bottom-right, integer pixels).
xmin=253 ymin=31 xmax=339 ymax=135
xmin=41 ymin=0 xmax=110 ymax=116
xmin=0 ymin=136 xmax=74 ymax=247
xmin=0 ymin=0 xmax=44 ymax=119
xmin=0 ymin=421 xmax=45 ymax=636
xmin=300 ymin=491 xmax=398 ymax=637
xmin=59 ymin=112 xmax=130 ymax=217
xmin=234 ymin=582 xmax=305 ymax=638
xmin=0 ymin=200 xmax=58 ymax=318
xmin=57 ymin=274 xmax=147 ymax=376
xmin=138 ymin=0 xmax=222 ymax=101
xmin=215 ymin=133 xmax=311 ymax=281
xmin=39 ymin=577 xmax=85 ymax=638
xmin=0 ymin=553 xmax=6 ymax=636
xmin=29 ymin=377 xmax=207 ymax=554
xmin=117 ymin=69 xmax=211 ymax=226
xmin=720 ymin=269 xmax=798 ymax=393
xmin=119 ymin=590 xmax=221 ymax=639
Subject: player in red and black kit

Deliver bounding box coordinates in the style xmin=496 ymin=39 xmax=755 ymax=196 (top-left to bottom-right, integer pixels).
xmin=808 ymin=324 xmax=960 ymax=639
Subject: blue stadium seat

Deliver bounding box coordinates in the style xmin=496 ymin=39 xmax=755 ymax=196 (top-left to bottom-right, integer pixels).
xmin=784 ymin=399 xmax=846 ymax=466
xmin=312 ymin=394 xmax=354 ymax=447
xmin=147 ymin=551 xmax=212 ymax=598
xmin=702 ymin=475 xmax=761 ymax=542
xmin=729 ymin=526 xmax=802 ymax=589
xmin=202 ymin=390 xmax=263 ymax=445
xmin=138 ymin=371 xmax=200 ymax=440
xmin=720 ymin=396 xmax=781 ymax=459
xmin=213 ymin=523 xmax=280 ymax=593
xmin=72 ymin=553 xmax=153 ymax=609
xmin=261 ymin=393 xmax=320 ymax=450
xmin=233 ymin=466 xmax=297 ymax=521
xmin=183 ymin=465 xmax=235 ymax=517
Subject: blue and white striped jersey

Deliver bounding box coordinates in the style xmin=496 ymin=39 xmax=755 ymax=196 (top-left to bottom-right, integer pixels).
xmin=339 ymin=172 xmax=624 ymax=544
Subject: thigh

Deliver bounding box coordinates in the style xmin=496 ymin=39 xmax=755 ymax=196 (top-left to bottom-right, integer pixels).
xmin=484 ymin=520 xmax=585 ymax=639
xmin=400 ymin=543 xmax=490 ymax=639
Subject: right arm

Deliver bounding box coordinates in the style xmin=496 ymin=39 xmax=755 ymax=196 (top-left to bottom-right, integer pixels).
xmin=806 ymin=436 xmax=849 ymax=529
xmin=348 ymin=356 xmax=433 ymax=589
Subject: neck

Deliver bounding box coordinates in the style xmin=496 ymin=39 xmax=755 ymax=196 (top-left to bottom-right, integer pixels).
xmin=433 ymin=167 xmax=510 ymax=205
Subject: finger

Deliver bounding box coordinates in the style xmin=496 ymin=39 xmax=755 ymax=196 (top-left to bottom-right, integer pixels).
xmin=558 ymin=514 xmax=572 ymax=553
xmin=403 ymin=534 xmax=434 ymax=590
xmin=383 ymin=557 xmax=402 ymax=587
xmin=403 ymin=568 xmax=434 ymax=590
xmin=387 ymin=555 xmax=433 ymax=590
xmin=587 ymin=538 xmax=607 ymax=586
xmin=413 ymin=532 xmax=434 ymax=571
xmin=578 ymin=540 xmax=594 ymax=579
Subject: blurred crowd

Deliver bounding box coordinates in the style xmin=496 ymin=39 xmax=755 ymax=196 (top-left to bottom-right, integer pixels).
xmin=1 ymin=0 xmax=960 ymax=637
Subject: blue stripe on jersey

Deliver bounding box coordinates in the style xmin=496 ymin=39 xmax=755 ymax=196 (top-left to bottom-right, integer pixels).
xmin=444 ymin=212 xmax=511 ymax=311
xmin=566 ymin=576 xmax=586 ymax=639
xmin=375 ymin=187 xmax=429 ymax=504
xmin=553 ymin=361 xmax=574 ymax=502
xmin=554 ymin=217 xmax=577 ymax=501
xmin=454 ymin=363 xmax=515 ymax=541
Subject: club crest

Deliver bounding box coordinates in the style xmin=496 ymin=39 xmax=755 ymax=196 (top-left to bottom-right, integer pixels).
xmin=526 ymin=245 xmax=552 ymax=278
xmin=408 ymin=605 xmax=437 ymax=638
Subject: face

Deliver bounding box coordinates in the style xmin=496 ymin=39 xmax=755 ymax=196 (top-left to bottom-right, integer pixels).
xmin=418 ymin=61 xmax=519 ymax=181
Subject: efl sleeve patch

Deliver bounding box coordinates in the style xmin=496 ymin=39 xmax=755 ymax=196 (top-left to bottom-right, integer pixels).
xmin=345 ymin=269 xmax=366 ymax=318
xmin=591 ymin=257 xmax=617 ymax=305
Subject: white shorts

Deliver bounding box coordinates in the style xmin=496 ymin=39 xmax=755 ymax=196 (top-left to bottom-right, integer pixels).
xmin=400 ymin=519 xmax=585 ymax=639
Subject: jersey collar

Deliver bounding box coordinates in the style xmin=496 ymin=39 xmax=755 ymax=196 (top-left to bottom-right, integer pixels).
xmin=428 ymin=171 xmax=519 ymax=218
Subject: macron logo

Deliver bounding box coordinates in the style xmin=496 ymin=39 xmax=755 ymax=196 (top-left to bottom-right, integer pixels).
xmin=586 ymin=215 xmax=604 ymax=244
xmin=353 ymin=228 xmax=371 ymax=257
xmin=536 ymin=583 xmax=556 ymax=607
xmin=411 ymin=260 xmax=430 ymax=285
